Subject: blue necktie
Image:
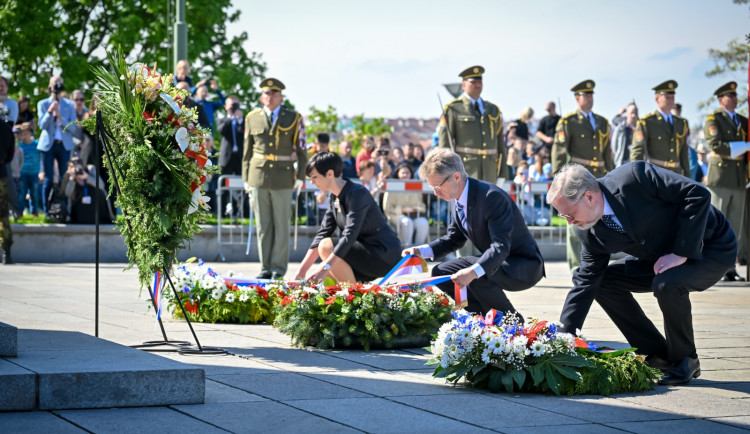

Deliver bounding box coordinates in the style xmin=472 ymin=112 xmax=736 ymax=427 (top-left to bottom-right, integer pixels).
xmin=231 ymin=119 xmax=238 ymax=152
xmin=666 ymin=115 xmax=672 ymax=126
xmin=732 ymin=113 xmax=739 ymax=127
xmin=456 ymin=202 xmax=467 ymax=229
xmin=601 ymin=214 xmax=625 ymax=234
xmin=588 ymin=113 xmax=596 ymax=130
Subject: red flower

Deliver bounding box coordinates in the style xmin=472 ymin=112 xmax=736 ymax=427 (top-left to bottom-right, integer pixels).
xmin=438 ymin=296 xmax=450 ymax=306
xmin=276 ymin=289 xmax=286 ymax=298
xmin=325 ymin=285 xmax=340 ymax=296
xmin=166 ymin=113 xmax=181 ymax=127
xmin=345 ymin=294 xmax=356 ymax=303
xmin=184 ymin=299 xmax=198 ymax=314
xmin=300 ymin=292 xmax=309 ymax=300
xmin=142 ymin=110 xmax=156 ymax=122
xmin=574 ymin=337 xmax=589 ymax=348
xmin=256 ymin=287 xmax=269 ymax=300
xmin=280 ymin=296 xmax=294 ymax=306
xmin=226 ymin=283 xmax=239 ymax=291
xmin=325 ymin=296 xmax=337 ymax=305
xmin=524 ymin=320 xmax=548 ymax=343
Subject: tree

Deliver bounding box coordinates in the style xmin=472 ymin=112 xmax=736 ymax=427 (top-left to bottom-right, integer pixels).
xmin=701 ymin=1 xmax=750 ymax=113
xmin=306 ymin=105 xmax=339 ymax=141
xmin=0 ymin=0 xmax=266 ymax=111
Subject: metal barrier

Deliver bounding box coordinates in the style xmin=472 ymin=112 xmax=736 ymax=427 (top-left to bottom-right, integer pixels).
xmin=372 ymin=179 xmax=444 ymax=245
xmin=215 ymin=175 xmax=249 ymax=261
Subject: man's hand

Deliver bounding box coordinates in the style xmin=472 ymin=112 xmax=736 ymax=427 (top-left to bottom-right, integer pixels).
xmin=48 ymin=101 xmax=59 ymax=116
xmin=294 ymin=179 xmax=304 ymax=190
xmin=209 ymin=80 xmax=218 ymax=91
xmin=244 ymin=182 xmax=251 ymax=193
xmin=654 ymin=253 xmax=687 ymax=274
xmin=451 ymin=268 xmax=478 ymax=288
xmin=402 ymin=247 xmax=421 ymax=257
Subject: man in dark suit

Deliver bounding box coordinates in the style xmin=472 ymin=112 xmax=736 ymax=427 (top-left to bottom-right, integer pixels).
xmin=403 ymin=148 xmax=545 ymax=317
xmin=217 ymin=95 xmax=244 ymax=217
xmin=547 ymin=161 xmax=737 ymax=385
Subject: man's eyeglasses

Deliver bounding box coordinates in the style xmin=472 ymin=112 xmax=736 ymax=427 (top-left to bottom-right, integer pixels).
xmin=74 ymin=98 xmax=85 ymax=102
xmin=429 ymin=174 xmax=452 ymax=191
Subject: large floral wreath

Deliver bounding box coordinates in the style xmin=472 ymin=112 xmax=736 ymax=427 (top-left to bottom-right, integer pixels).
xmin=85 ymin=49 xmax=214 ymax=287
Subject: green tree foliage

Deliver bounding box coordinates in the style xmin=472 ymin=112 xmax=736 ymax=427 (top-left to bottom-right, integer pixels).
xmin=347 ymin=113 xmax=392 ymax=154
xmin=701 ymin=1 xmax=750 ymax=113
xmin=0 ymin=0 xmax=266 ymax=110
xmin=306 ymin=105 xmax=339 ymax=140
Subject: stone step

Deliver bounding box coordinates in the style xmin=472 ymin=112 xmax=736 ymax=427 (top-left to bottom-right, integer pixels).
xmin=0 ymin=322 xmax=18 ymax=356
xmin=0 ymin=329 xmax=205 ymax=411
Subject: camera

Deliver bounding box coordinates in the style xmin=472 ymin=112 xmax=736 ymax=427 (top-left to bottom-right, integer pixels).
xmin=377 ymin=150 xmax=389 ymax=156
xmin=75 ymin=167 xmax=85 ymax=176
xmin=52 ymin=82 xmax=65 ymax=94
xmin=0 ymin=106 xmax=9 ymax=122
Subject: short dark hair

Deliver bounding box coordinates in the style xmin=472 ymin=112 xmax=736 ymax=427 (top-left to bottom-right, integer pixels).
xmin=306 ymin=151 xmax=342 ymax=177
xmin=316 ymin=132 xmax=330 ymax=144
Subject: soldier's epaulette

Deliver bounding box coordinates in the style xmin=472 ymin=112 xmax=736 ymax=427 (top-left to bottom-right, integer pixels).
xmin=709 ymin=108 xmax=724 ymax=116
xmin=443 ymin=98 xmax=462 ymax=111
xmin=642 ymin=111 xmax=659 ymax=119
xmin=561 ymin=111 xmax=578 ymax=120
xmin=249 ymin=107 xmax=264 ymax=114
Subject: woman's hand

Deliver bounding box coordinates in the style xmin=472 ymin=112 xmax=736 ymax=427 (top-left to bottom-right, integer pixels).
xmin=305 ymin=264 xmax=328 ymax=283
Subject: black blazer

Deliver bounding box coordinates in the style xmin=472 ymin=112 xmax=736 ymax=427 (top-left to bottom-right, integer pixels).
xmin=217 ymin=115 xmax=244 ymax=169
xmin=430 ymin=178 xmax=544 ymax=287
xmin=311 ymin=180 xmax=401 ymax=260
xmin=562 ymin=161 xmax=737 ymax=331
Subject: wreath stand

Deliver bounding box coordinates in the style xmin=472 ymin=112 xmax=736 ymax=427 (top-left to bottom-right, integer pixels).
xmin=93 ymin=111 xmax=225 ymax=355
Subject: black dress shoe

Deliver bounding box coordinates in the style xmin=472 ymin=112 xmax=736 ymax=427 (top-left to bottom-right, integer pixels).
xmin=2 ymin=250 xmax=12 ymax=265
xmin=256 ymin=271 xmax=273 ymax=279
xmin=722 ymin=269 xmax=745 ymax=282
xmin=659 ymin=355 xmax=701 ymax=385
xmin=645 ymin=354 xmax=671 ymax=372
xmin=272 ymin=272 xmax=284 ymax=280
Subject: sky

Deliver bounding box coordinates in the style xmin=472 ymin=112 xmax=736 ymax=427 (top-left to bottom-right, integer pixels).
xmin=228 ymin=0 xmax=749 ymax=126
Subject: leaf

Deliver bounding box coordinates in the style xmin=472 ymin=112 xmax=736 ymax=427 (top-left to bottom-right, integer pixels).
xmin=501 ymin=369 xmax=515 ymax=393
xmin=488 ymin=370 xmax=504 ymax=393
xmin=544 ymin=364 xmax=561 ymax=395
xmin=512 ymin=368 xmax=527 ymax=388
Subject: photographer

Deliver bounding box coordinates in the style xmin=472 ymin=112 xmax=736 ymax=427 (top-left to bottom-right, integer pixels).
xmin=193 ymin=79 xmax=225 ymax=133
xmin=374 ymin=137 xmax=395 ymax=182
xmin=176 ymin=81 xmax=210 ymax=130
xmin=37 ymin=76 xmax=78 ymax=213
xmin=64 ymin=164 xmax=113 ymax=224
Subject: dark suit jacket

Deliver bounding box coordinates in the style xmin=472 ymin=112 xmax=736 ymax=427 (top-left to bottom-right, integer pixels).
xmin=430 ymin=178 xmax=544 ymax=288
xmin=311 ymin=180 xmax=402 ymax=263
xmin=217 ymin=115 xmax=244 ymax=171
xmin=561 ymin=161 xmax=737 ymax=331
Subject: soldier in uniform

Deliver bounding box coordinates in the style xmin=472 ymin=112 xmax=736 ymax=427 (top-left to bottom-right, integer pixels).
xmin=630 ymin=80 xmax=690 ymax=176
xmin=704 ymin=81 xmax=747 ymax=281
xmin=243 ymin=78 xmax=307 ymax=279
xmin=439 ymin=65 xmax=507 ymax=183
xmin=552 ymin=80 xmax=613 ymax=272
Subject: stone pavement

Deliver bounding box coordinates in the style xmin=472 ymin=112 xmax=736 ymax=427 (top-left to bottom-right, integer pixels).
xmin=0 ymin=261 xmax=749 ymax=433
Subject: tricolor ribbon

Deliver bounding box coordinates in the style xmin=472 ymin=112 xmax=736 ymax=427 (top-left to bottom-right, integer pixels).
xmin=385 ymin=275 xmax=452 ymax=292
xmin=223 ymin=276 xmax=274 ymax=287
xmin=378 ymin=255 xmax=428 ymax=286
xmin=151 ymin=270 xmax=166 ymax=324
xmin=453 ymin=282 xmax=468 ymax=310
xmin=484 ymin=308 xmax=502 ymax=326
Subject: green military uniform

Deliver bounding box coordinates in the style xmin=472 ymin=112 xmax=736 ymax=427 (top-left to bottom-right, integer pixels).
xmin=439 ymin=66 xmax=507 ymax=183
xmin=704 ymin=81 xmax=747 ymax=280
xmin=242 ymin=78 xmax=307 ymax=278
xmin=631 ymin=80 xmax=690 ymax=176
xmin=552 ymin=80 xmax=613 ymax=272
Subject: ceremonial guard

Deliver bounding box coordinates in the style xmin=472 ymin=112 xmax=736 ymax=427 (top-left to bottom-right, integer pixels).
xmin=631 ymin=80 xmax=690 ymax=176
xmin=551 ymin=80 xmax=613 ymax=271
xmin=243 ymin=78 xmax=307 ymax=279
xmin=704 ymin=81 xmax=747 ymax=281
xmin=439 ymin=66 xmax=507 ymax=183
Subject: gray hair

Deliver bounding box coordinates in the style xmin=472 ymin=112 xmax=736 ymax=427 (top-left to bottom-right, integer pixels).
xmin=546 ymin=163 xmax=600 ymax=205
xmin=418 ymin=148 xmax=468 ymax=181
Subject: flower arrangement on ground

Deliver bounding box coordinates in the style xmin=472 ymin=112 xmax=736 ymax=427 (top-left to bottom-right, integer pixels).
xmin=273 ymin=282 xmax=453 ymax=351
xmin=165 ymin=259 xmax=283 ymax=324
xmin=428 ymin=310 xmax=661 ymax=396
xmin=85 ymin=48 xmax=214 ymax=287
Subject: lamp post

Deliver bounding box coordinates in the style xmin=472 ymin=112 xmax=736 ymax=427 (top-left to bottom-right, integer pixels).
xmin=173 ymin=0 xmax=187 ymax=71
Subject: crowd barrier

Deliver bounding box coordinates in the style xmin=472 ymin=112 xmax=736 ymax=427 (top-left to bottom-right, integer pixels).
xmin=215 ymin=175 xmax=565 ymax=259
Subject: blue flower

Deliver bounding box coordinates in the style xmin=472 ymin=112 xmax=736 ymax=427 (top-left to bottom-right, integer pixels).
xmin=182 ymin=286 xmax=190 ymax=293
xmin=198 ymin=259 xmax=205 ymax=266
xmin=588 ymin=342 xmax=599 ymax=351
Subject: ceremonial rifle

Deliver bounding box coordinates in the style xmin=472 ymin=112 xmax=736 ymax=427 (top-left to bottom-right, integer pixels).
xmin=437 ymin=93 xmax=456 ymax=151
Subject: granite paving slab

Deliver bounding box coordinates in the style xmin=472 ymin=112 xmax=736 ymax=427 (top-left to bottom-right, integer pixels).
xmin=55 ymin=407 xmax=228 ymax=434
xmin=0 ymin=411 xmax=86 ymax=434
xmin=305 ymin=369 xmax=473 ymax=397
xmin=0 ymin=358 xmax=36 ymax=411
xmin=209 ymin=372 xmax=371 ymax=400
xmin=605 ymin=418 xmax=750 ymax=433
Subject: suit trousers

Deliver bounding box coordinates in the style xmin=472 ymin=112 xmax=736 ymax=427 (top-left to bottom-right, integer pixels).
xmin=566 ymin=223 xmax=582 ymax=273
xmin=708 ymin=185 xmax=744 ymax=264
xmin=251 ymin=187 xmax=292 ymax=275
xmin=593 ymin=257 xmax=730 ymax=362
xmin=431 ymin=256 xmax=531 ymax=320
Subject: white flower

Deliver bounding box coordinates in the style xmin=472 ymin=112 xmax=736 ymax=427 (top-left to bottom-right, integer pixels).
xmin=188 ymin=188 xmax=210 ymax=214
xmin=530 ymin=340 xmax=546 ymax=357
xmin=488 ymin=336 xmax=506 ymax=355
xmin=239 ymin=291 xmax=250 ymax=302
xmin=175 ymin=127 xmax=190 ymax=152
xmin=211 ymin=288 xmax=223 ymax=300
xmin=160 ymin=92 xmax=182 ymax=115
xmin=481 ymin=348 xmax=492 ymax=364
xmin=225 ymin=292 xmax=236 ymax=303
xmin=513 ymin=335 xmax=528 ymax=348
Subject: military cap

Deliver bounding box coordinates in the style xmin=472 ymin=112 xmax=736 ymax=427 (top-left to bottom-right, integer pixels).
xmin=259 ymin=78 xmax=285 ymax=92
xmin=571 ymin=80 xmax=595 ymax=94
xmin=653 ymin=80 xmax=677 ymax=94
xmin=459 ymin=65 xmax=484 ymax=81
xmin=714 ymin=81 xmax=738 ymax=97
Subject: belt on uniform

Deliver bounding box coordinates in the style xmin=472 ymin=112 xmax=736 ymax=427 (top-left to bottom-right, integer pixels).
xmin=570 ymin=157 xmax=604 ymax=168
xmin=454 ymin=146 xmax=497 ymax=156
xmin=710 ymin=151 xmax=742 ymax=161
xmin=647 ymin=158 xmax=678 ymax=168
xmin=253 ymin=154 xmax=293 ymax=162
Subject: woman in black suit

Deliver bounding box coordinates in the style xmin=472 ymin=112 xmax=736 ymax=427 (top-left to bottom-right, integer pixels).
xmin=295 ymin=152 xmax=402 ymax=283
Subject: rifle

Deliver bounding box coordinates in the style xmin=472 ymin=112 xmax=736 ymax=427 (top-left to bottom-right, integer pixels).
xmin=437 ymin=93 xmax=456 ymax=151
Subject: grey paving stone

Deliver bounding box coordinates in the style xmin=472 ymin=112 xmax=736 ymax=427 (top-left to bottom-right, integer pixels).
xmin=708 ymin=415 xmax=750 ymax=430
xmin=172 ymin=401 xmax=360 ymax=433
xmin=619 ymin=387 xmax=750 ymax=418
xmin=0 ymin=411 xmax=85 ymax=434
xmin=606 ymin=418 xmax=750 ymax=433
xmin=692 ymin=369 xmax=750 ymax=382
xmin=159 ymin=352 xmax=280 ymax=376
xmin=496 ymin=393 xmax=682 ymax=423
xmin=55 ymin=407 xmax=228 ymax=434
xmin=204 ymin=379 xmax=267 ymax=404
xmin=499 ymin=423 xmax=626 ymax=434
xmin=305 ymin=369 xmax=472 ymax=397
xmin=0 ymin=321 xmax=18 ymax=356
xmin=228 ymin=346 xmax=366 ymax=372
xmin=321 ymin=349 xmax=432 ymax=371
xmin=287 ymin=397 xmax=489 ymax=433
xmin=0 ymin=359 xmax=36 ymax=411
xmin=210 ymin=372 xmax=371 ymax=400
